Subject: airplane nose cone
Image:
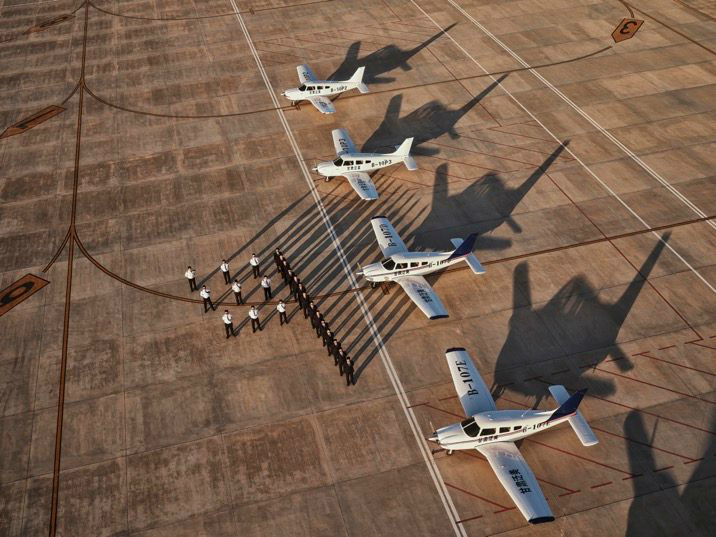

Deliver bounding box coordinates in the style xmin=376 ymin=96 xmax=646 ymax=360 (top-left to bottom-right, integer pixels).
xmin=428 ymin=432 xmax=438 ymax=443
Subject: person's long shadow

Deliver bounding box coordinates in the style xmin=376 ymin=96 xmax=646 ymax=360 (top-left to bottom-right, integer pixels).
xmin=360 ymin=74 xmax=507 ymax=156
xmin=328 ymin=24 xmax=457 ymax=84
xmin=413 ymin=143 xmax=567 ymax=251
xmin=492 ymin=233 xmax=671 ymax=407
xmin=624 ymin=409 xmax=716 ymax=535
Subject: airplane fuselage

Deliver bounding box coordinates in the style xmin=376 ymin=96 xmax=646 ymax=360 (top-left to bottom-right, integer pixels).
xmin=432 ymin=409 xmax=574 ymax=451
xmin=360 ymin=251 xmax=467 ymax=282
xmin=283 ymin=81 xmax=351 ymax=102
xmin=315 ymin=151 xmax=404 ymax=177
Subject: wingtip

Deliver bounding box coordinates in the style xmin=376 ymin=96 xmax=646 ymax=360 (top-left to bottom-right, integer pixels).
xmin=445 ymin=347 xmax=465 ymax=353
xmin=429 ymin=314 xmax=449 ymax=320
xmin=529 ymin=516 xmax=555 ymax=525
xmin=371 ymin=215 xmax=387 ymax=220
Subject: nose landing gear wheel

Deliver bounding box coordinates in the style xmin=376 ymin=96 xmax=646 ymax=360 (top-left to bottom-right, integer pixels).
xmin=447 ymin=450 xmax=454 ymax=456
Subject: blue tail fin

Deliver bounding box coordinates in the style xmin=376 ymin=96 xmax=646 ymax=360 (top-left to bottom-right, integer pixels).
xmin=546 ymin=388 xmax=587 ymax=423
xmin=447 ymin=233 xmax=478 ymax=260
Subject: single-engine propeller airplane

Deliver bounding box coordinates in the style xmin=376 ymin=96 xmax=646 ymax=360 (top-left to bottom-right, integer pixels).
xmin=281 ymin=64 xmax=368 ymax=114
xmin=313 ymin=129 xmax=417 ymax=200
xmin=430 ymin=348 xmax=598 ymax=524
xmin=356 ymin=217 xmax=484 ymax=318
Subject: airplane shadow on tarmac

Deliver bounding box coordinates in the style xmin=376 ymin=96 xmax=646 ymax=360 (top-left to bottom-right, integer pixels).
xmin=412 ymin=142 xmax=567 ymax=251
xmin=491 ymin=234 xmax=671 ymax=407
xmin=329 ymin=24 xmax=457 ymax=85
xmin=624 ymin=409 xmax=716 ymax=536
xmin=360 ymin=75 xmax=507 ymax=156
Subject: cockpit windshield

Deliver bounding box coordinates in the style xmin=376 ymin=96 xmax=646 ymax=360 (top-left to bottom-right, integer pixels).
xmin=381 ymin=259 xmax=396 ymax=271
xmin=298 ymin=85 xmax=306 ymax=91
xmin=333 ymin=158 xmax=343 ymax=166
xmin=461 ymin=418 xmax=481 ymax=438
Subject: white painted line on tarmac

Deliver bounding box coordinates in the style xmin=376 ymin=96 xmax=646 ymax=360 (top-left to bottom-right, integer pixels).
xmin=409 ymin=0 xmax=716 ymax=296
xmin=446 ymin=0 xmax=716 ymax=232
xmin=227 ymin=1 xmax=468 ymax=535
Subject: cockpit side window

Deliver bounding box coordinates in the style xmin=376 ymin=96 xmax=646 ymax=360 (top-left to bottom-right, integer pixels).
xmin=298 ymin=84 xmax=306 ymax=91
xmin=480 ymin=428 xmax=496 ymax=436
xmin=461 ymin=418 xmax=481 ymax=437
xmin=333 ymin=158 xmax=343 ymax=166
xmin=381 ymin=259 xmax=396 ymax=270
xmin=395 ymin=263 xmax=407 ymax=270
xmin=344 ymin=161 xmax=354 ymax=166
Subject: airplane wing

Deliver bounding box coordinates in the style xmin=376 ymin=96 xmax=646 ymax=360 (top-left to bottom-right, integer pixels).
xmin=370 ymin=216 xmax=407 ymax=257
xmin=297 ymin=64 xmax=317 ymax=84
xmin=343 ymin=171 xmax=377 ymax=200
xmin=332 ymin=128 xmax=356 ymax=156
xmin=477 ymin=442 xmax=554 ymax=524
xmin=308 ymin=95 xmax=336 ymax=114
xmin=445 ymin=348 xmax=496 ymax=415
xmin=395 ymin=275 xmax=448 ymax=320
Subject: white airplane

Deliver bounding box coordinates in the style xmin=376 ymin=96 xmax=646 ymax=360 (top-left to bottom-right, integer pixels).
xmin=430 ymin=348 xmax=599 ymax=524
xmin=281 ymin=64 xmax=368 ymax=114
xmin=357 ymin=217 xmax=484 ymax=319
xmin=313 ymin=129 xmax=417 ymax=200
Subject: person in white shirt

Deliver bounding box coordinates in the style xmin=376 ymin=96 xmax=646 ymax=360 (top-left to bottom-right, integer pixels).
xmin=220 ymin=259 xmax=230 ymax=284
xmin=231 ymin=278 xmax=242 ymax=304
xmin=261 ymin=275 xmax=272 ymax=300
xmin=249 ymin=253 xmax=260 ymax=278
xmin=277 ymin=300 xmax=288 ymax=325
xmin=185 ymin=266 xmax=197 ymax=292
xmin=248 ymin=305 xmax=261 ymax=332
xmin=222 ymin=310 xmax=235 ymax=338
xmin=199 ymin=285 xmax=214 ymax=312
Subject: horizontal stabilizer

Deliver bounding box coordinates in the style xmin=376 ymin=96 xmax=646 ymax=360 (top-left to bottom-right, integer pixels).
xmin=548 ymin=385 xmax=598 ymax=446
xmin=450 ymin=238 xmax=485 ymax=274
xmin=356 ymin=83 xmax=370 ymax=94
xmin=404 ymin=155 xmax=418 ymax=171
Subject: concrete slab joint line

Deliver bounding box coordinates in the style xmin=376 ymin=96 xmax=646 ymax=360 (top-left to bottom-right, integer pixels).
xmin=226 ymin=2 xmax=467 ymax=536
xmin=408 ymin=0 xmax=716 ymax=297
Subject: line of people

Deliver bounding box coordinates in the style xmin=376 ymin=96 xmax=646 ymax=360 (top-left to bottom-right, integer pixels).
xmin=274 ymin=248 xmax=355 ymax=386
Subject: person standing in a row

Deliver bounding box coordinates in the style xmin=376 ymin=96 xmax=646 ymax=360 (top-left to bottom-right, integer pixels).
xmin=323 ymin=327 xmax=334 ymax=353
xmin=185 ymin=266 xmax=197 ymax=292
xmin=277 ymin=300 xmax=288 ymax=325
xmin=249 ymin=305 xmax=261 ymax=332
xmin=231 ymin=279 xmax=242 ymax=304
xmin=331 ymin=339 xmax=342 ymax=365
xmin=273 ymin=248 xmax=282 ymax=270
xmin=344 ymin=356 xmax=354 ymax=385
xmin=304 ymin=299 xmax=315 ymax=320
xmin=298 ymin=290 xmax=309 ymax=310
xmin=200 ymin=285 xmax=214 ymax=312
xmin=220 ymin=259 xmax=231 ymax=284
xmin=250 ymin=253 xmax=260 ymax=278
xmin=222 ymin=310 xmax=235 ymax=338
xmin=261 ymin=275 xmax=272 ymax=300
xmin=337 ymin=348 xmax=347 ymax=376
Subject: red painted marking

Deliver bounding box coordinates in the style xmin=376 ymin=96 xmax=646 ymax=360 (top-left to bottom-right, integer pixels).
xmin=587 ymin=365 xmax=716 ymax=405
xmin=532 ymin=377 xmax=716 ymax=435
xmin=526 ymin=439 xmax=635 ymax=476
xmin=686 ymin=339 xmax=716 ymax=351
xmin=551 ymin=368 xmax=570 ymax=375
xmin=590 ymin=481 xmax=613 ymax=489
xmin=456 ymin=514 xmax=484 ymax=524
xmin=658 ymin=345 xmax=676 ymax=350
xmin=424 ymin=403 xmax=464 ymax=419
xmin=407 ymin=402 xmax=429 ymax=409
xmin=445 ymin=483 xmax=512 ymax=510
xmin=635 ymin=351 xmax=716 ymax=377
xmin=654 ymin=465 xmax=674 ymax=473
xmin=622 ymin=474 xmax=644 ymax=481
xmin=493 ymin=507 xmax=517 ymax=514
xmin=591 ymin=426 xmax=697 ymax=461
xmin=683 ymin=458 xmax=705 ymax=465
xmin=558 ymin=490 xmax=581 ymax=497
